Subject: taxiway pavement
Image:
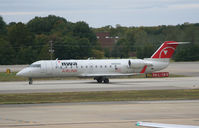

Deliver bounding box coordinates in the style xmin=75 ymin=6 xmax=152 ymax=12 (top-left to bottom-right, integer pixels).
xmin=0 ymin=62 xmax=199 ymax=128
xmin=0 ymin=100 xmax=199 ymax=128
xmin=162 ymin=62 xmax=199 ymax=76
xmin=0 ymin=77 xmax=199 ymax=93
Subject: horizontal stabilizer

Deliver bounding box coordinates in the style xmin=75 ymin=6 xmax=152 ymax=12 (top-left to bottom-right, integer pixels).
xmin=167 ymin=42 xmax=190 ymax=45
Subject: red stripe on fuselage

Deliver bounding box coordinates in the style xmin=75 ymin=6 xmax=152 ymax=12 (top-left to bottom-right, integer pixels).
xmin=140 ymin=65 xmax=147 ymax=73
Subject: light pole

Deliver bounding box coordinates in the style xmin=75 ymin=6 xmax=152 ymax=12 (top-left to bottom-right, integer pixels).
xmin=49 ymin=40 xmax=54 ymax=60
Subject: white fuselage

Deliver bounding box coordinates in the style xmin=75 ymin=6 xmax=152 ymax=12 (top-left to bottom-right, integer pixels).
xmin=16 ymin=41 xmax=187 ymax=84
xmin=17 ymin=58 xmax=169 ymax=78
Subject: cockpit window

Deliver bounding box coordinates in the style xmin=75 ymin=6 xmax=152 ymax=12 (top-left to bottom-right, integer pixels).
xmin=29 ymin=64 xmax=41 ymax=68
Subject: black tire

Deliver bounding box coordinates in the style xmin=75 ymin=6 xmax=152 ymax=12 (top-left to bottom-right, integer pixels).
xmin=104 ymin=78 xmax=109 ymax=83
xmin=97 ymin=79 xmax=103 ymax=83
xmin=29 ymin=78 xmax=33 ymax=85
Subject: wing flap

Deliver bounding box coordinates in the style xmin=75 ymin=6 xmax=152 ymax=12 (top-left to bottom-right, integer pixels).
xmin=80 ymin=73 xmax=138 ymax=77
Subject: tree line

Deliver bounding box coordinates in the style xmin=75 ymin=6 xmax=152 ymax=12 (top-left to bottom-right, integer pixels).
xmin=0 ymin=15 xmax=199 ymax=65
xmin=0 ymin=15 xmax=103 ymax=64
xmin=94 ymin=24 xmax=199 ymax=61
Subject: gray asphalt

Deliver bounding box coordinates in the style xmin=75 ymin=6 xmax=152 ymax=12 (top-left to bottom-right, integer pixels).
xmin=0 ymin=61 xmax=199 ymax=93
xmin=162 ymin=62 xmax=199 ymax=76
xmin=0 ymin=62 xmax=199 ymax=128
xmin=0 ymin=100 xmax=199 ymax=128
xmin=0 ymin=77 xmax=199 ymax=93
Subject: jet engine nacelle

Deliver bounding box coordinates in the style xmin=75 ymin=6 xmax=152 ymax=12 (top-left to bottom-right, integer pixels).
xmin=128 ymin=60 xmax=145 ymax=68
xmin=128 ymin=59 xmax=153 ymax=69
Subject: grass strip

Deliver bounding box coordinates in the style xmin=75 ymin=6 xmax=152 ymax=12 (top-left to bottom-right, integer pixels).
xmin=0 ymin=72 xmax=26 ymax=81
xmin=0 ymin=89 xmax=199 ymax=104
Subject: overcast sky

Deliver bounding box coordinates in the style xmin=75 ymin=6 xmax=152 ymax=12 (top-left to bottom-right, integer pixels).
xmin=0 ymin=0 xmax=199 ymax=27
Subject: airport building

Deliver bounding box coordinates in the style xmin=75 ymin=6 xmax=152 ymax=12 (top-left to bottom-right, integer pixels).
xmin=96 ymin=32 xmax=119 ymax=51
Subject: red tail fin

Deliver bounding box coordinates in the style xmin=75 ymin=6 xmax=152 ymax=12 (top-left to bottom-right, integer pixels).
xmin=151 ymin=41 xmax=179 ymax=59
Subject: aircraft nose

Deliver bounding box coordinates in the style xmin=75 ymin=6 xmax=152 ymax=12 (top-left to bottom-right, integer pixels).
xmin=16 ymin=69 xmax=30 ymax=77
xmin=16 ymin=70 xmax=24 ymax=76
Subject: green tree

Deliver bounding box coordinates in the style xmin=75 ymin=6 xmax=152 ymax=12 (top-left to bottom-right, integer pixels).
xmin=0 ymin=38 xmax=15 ymax=64
xmin=8 ymin=22 xmax=34 ymax=49
xmin=136 ymin=43 xmax=155 ymax=59
xmin=73 ymin=21 xmax=96 ymax=44
xmin=92 ymin=49 xmax=104 ymax=59
xmin=27 ymin=15 xmax=67 ymax=34
xmin=111 ymin=38 xmax=130 ymax=58
xmin=77 ymin=38 xmax=92 ymax=59
xmin=15 ymin=47 xmax=36 ymax=64
xmin=0 ymin=16 xmax=6 ymax=35
xmin=104 ymin=48 xmax=111 ymax=58
xmin=37 ymin=45 xmax=51 ymax=60
xmin=54 ymin=37 xmax=79 ymax=59
xmin=174 ymin=43 xmax=199 ymax=61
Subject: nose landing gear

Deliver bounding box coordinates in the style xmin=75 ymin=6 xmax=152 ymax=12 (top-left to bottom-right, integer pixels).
xmin=28 ymin=78 xmax=33 ymax=85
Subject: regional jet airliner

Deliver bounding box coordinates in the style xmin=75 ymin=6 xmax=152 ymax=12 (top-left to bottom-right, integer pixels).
xmin=17 ymin=41 xmax=189 ymax=84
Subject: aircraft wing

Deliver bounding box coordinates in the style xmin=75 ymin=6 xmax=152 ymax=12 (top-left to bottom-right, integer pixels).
xmin=80 ymin=73 xmax=138 ymax=77
xmin=136 ymin=122 xmax=199 ymax=128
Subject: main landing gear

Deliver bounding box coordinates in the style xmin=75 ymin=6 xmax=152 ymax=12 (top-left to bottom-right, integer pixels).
xmin=94 ymin=77 xmax=109 ymax=83
xmin=28 ymin=78 xmax=33 ymax=85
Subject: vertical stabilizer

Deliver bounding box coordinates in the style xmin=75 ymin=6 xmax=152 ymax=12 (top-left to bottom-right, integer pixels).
xmin=151 ymin=41 xmax=189 ymax=59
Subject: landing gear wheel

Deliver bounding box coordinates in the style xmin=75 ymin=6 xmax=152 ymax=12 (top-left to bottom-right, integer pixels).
xmin=29 ymin=78 xmax=33 ymax=85
xmin=95 ymin=77 xmax=103 ymax=83
xmin=104 ymin=78 xmax=109 ymax=83
xmin=97 ymin=78 xmax=103 ymax=83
